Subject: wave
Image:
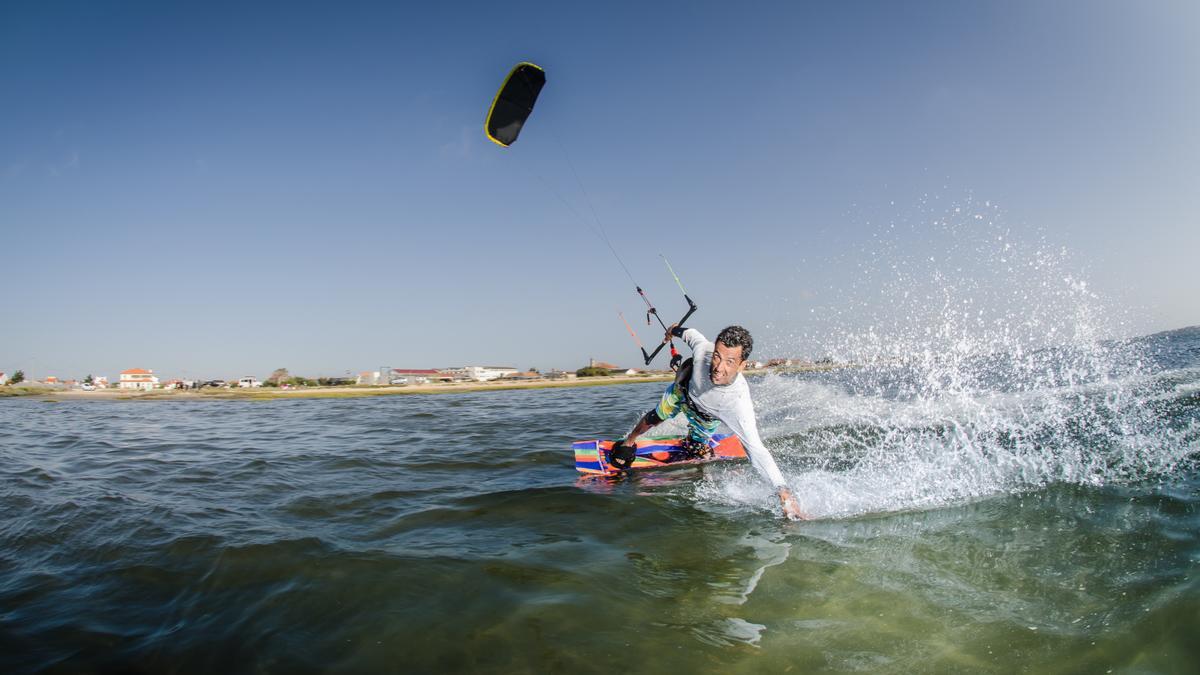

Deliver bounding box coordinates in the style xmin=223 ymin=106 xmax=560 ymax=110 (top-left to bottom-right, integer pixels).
xmin=700 ymin=200 xmax=1200 ymax=519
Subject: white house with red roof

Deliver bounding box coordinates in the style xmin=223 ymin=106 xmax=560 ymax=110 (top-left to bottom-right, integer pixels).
xmin=119 ymin=368 xmax=159 ymax=390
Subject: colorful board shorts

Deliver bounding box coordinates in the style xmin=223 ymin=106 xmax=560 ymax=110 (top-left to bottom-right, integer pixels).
xmin=655 ymin=381 xmax=721 ymax=449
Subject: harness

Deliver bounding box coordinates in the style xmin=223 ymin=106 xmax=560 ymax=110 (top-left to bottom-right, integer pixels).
xmin=611 ymin=354 xmax=716 ymax=470
xmin=674 ymin=357 xmax=716 ymax=424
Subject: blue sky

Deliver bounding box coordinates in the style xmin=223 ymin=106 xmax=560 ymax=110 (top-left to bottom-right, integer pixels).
xmin=2 ymin=0 xmax=1197 ymax=380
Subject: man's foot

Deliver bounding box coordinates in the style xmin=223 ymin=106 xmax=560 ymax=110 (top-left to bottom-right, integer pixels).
xmin=680 ymin=436 xmax=711 ymax=460
xmin=609 ymin=441 xmax=637 ymax=470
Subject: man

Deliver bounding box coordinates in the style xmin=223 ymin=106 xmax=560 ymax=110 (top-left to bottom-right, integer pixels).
xmin=614 ymin=324 xmax=806 ymax=520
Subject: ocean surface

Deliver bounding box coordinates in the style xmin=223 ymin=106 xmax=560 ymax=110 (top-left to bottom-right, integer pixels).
xmin=2 ymin=326 xmax=1198 ymax=674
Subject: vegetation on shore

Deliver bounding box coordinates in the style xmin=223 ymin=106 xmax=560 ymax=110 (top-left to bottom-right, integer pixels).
xmin=0 ymin=385 xmax=53 ymax=398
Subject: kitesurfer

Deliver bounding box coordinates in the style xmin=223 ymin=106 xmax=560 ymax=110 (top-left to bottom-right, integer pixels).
xmin=614 ymin=325 xmax=807 ymax=520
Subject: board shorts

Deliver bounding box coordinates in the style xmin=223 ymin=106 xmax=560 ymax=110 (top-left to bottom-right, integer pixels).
xmin=654 ymin=380 xmax=721 ymax=450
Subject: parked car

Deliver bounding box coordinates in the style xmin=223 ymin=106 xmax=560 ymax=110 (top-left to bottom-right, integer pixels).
xmin=81 ymin=383 xmax=96 ymax=391
xmin=204 ymin=380 xmax=227 ymax=388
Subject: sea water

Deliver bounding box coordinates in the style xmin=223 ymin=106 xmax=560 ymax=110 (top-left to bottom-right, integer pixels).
xmin=3 ymin=203 xmax=1198 ymax=672
xmin=1 ymin=325 xmax=1195 ymax=673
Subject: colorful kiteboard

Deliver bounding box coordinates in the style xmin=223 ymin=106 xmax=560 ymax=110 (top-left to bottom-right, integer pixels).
xmin=572 ymin=434 xmax=746 ymax=476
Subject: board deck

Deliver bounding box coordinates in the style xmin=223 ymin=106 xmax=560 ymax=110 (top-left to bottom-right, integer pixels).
xmin=572 ymin=434 xmax=746 ymax=476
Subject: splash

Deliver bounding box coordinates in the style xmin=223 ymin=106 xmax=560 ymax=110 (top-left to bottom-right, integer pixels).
xmin=699 ymin=196 xmax=1199 ymax=519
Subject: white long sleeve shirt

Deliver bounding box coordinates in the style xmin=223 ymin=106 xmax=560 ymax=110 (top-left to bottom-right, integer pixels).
xmin=679 ymin=328 xmax=788 ymax=489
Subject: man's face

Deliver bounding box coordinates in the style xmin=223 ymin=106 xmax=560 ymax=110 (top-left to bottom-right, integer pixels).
xmin=710 ymin=341 xmax=745 ymax=386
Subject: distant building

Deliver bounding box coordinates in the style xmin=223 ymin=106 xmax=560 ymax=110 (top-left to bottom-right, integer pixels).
xmin=588 ymin=358 xmax=620 ymax=370
xmin=389 ymin=369 xmax=454 ymax=384
xmin=238 ymin=377 xmax=262 ymax=388
xmin=43 ymin=376 xmax=59 ymax=385
xmin=0 ymin=372 xmax=7 ymax=385
xmin=443 ymin=366 xmax=517 ymax=382
xmin=119 ymin=368 xmax=159 ymax=390
xmin=585 ymin=358 xmax=627 ymax=374
xmin=502 ymin=371 xmax=542 ymax=380
xmin=94 ymin=376 xmax=109 ymax=389
xmin=357 ymin=371 xmax=381 ymax=385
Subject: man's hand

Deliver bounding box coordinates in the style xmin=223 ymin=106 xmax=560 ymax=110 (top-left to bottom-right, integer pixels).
xmin=663 ymin=323 xmax=680 ymax=344
xmin=778 ymin=487 xmax=808 ymax=521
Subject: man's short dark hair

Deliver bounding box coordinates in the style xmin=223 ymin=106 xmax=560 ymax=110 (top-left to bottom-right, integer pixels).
xmin=715 ymin=325 xmax=753 ymax=361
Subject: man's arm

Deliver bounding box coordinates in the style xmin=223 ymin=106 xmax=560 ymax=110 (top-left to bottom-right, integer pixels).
xmin=622 ymin=412 xmax=657 ymax=445
xmin=668 ymin=325 xmax=708 ymax=352
xmin=727 ymin=403 xmax=808 ymax=520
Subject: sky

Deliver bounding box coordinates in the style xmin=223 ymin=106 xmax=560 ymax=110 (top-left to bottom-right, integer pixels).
xmin=2 ymin=0 xmax=1197 ymax=380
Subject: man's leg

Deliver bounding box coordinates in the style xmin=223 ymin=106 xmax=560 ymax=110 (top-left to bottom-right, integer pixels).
xmin=622 ymin=382 xmax=684 ymax=445
xmin=680 ymin=409 xmax=721 ymax=459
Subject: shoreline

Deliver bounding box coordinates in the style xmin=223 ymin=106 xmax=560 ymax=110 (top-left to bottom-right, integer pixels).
xmin=2 ymin=365 xmax=845 ymax=402
xmin=5 ymin=375 xmax=674 ymax=401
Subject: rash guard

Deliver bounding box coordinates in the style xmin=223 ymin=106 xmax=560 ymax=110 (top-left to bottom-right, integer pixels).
xmin=678 ymin=328 xmax=788 ymax=489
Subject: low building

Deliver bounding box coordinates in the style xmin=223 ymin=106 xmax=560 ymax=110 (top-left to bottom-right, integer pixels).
xmin=586 ymin=358 xmax=626 ymax=375
xmin=0 ymin=372 xmax=8 ymax=385
xmin=238 ymin=377 xmax=262 ymax=388
xmin=94 ymin=376 xmax=109 ymax=389
xmin=357 ymin=371 xmax=381 ymax=385
xmin=389 ymin=369 xmax=454 ymax=384
xmin=119 ymin=368 xmax=159 ymax=390
xmin=442 ymin=366 xmax=517 ymax=382
xmin=502 ymin=371 xmax=542 ymax=381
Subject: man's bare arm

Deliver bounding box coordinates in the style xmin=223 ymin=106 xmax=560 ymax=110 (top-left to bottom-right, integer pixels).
xmin=623 ymin=414 xmax=656 ymax=445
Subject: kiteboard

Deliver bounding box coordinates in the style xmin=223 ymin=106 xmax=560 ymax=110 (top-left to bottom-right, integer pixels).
xmin=572 ymin=434 xmax=746 ymax=476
